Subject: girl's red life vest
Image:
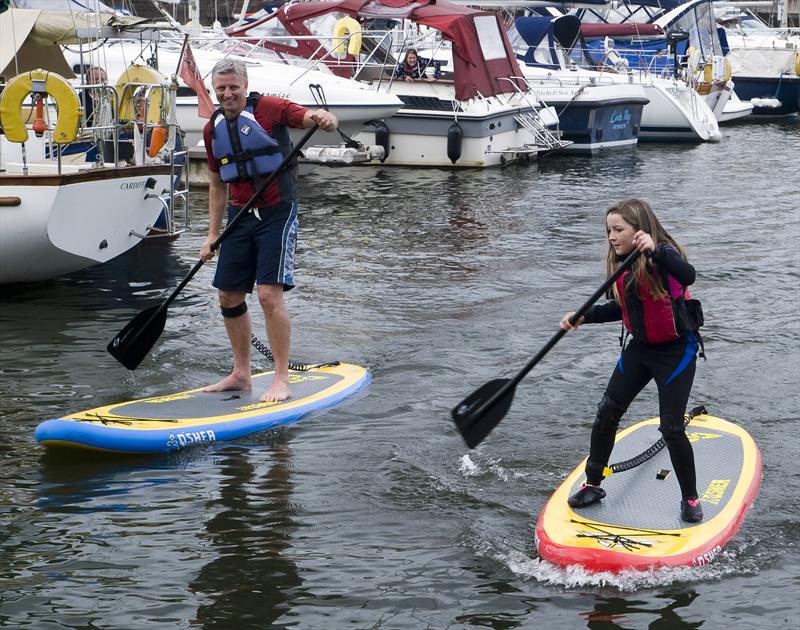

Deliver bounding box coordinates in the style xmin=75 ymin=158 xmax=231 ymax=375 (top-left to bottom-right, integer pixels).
xmin=616 ymin=269 xmax=692 ymax=344
xmin=210 ymin=98 xmax=288 ymax=183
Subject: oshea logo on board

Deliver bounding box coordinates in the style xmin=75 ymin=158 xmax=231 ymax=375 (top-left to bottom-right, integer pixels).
xmin=166 ymin=430 xmax=217 ymax=450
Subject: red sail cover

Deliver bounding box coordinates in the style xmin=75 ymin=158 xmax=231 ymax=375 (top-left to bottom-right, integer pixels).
xmin=228 ymin=0 xmax=527 ymax=101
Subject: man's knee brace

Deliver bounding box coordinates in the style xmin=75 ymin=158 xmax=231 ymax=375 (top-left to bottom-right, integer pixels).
xmin=221 ymin=301 xmax=248 ymax=318
xmin=593 ymin=394 xmax=626 ymax=434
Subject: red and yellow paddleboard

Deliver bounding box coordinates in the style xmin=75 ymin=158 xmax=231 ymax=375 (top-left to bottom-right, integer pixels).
xmin=535 ymin=410 xmax=761 ymax=573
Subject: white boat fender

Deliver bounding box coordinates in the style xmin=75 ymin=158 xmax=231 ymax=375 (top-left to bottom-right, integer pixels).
xmin=374 ymin=121 xmax=390 ymax=162
xmin=750 ymin=97 xmax=782 ymax=109
xmin=447 ymin=121 xmax=463 ymax=164
xmin=303 ymin=144 xmax=384 ymax=164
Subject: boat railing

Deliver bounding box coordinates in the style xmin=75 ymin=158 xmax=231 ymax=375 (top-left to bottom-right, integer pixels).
xmin=219 ymin=29 xmax=452 ymax=90
xmin=76 ymin=78 xmax=190 ymax=239
xmin=498 ymin=76 xmax=566 ymax=152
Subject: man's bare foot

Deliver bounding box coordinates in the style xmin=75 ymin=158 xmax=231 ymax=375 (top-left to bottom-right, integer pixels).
xmin=260 ymin=379 xmax=292 ymax=403
xmin=202 ymin=373 xmax=251 ymax=393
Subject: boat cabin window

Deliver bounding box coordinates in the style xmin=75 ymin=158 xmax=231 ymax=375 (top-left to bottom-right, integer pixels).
xmin=474 ymin=15 xmax=507 ymax=61
xmin=240 ymin=18 xmax=298 ymax=48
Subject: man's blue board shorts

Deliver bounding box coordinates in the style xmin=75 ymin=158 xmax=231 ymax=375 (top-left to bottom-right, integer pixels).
xmin=213 ymin=201 xmax=298 ymax=293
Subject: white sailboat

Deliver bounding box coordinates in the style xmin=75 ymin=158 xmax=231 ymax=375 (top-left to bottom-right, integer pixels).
xmin=0 ymin=8 xmax=185 ymax=284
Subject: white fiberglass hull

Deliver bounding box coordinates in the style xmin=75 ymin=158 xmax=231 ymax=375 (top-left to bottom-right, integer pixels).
xmin=563 ymin=69 xmax=720 ymax=142
xmin=0 ymin=163 xmax=172 ymax=284
xmin=638 ymin=79 xmax=721 ymax=142
xmin=353 ymin=82 xmax=558 ymax=167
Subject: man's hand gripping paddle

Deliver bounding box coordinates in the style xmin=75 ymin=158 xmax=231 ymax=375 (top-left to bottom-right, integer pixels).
xmin=451 ymin=249 xmax=642 ymax=448
xmin=107 ymin=125 xmax=320 ymax=371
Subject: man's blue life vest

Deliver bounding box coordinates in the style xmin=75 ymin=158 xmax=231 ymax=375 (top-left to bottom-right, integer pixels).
xmin=211 ymin=96 xmax=289 ymax=183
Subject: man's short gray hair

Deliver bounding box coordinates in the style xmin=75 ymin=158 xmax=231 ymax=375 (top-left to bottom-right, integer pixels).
xmin=211 ymin=59 xmax=248 ymax=84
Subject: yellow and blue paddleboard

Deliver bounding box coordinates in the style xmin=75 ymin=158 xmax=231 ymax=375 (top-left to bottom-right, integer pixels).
xmin=36 ymin=363 xmax=370 ymax=454
xmin=535 ymin=410 xmax=761 ymax=573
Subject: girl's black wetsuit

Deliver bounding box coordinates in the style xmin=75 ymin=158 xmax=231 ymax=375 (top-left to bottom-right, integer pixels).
xmin=581 ymin=245 xmax=701 ymax=500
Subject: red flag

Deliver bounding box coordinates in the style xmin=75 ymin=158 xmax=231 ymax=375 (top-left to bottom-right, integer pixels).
xmin=179 ymin=41 xmax=215 ymax=119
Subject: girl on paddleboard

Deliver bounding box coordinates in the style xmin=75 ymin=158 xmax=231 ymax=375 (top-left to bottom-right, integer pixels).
xmin=560 ymin=198 xmax=705 ymax=523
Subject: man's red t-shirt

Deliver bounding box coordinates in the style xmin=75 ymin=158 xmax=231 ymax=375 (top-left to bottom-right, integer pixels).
xmin=204 ymin=95 xmax=308 ymax=207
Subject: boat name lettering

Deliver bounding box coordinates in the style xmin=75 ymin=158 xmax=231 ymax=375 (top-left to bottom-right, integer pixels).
xmin=263 ymin=91 xmax=290 ymax=99
xmin=610 ymin=109 xmax=632 ymax=129
xmin=692 ymin=545 xmax=722 ymax=566
xmin=532 ymin=88 xmax=577 ymax=98
xmin=700 ymin=479 xmax=730 ymax=505
xmin=167 ymin=429 xmax=217 ymax=449
xmin=120 ymin=180 xmax=148 ymax=190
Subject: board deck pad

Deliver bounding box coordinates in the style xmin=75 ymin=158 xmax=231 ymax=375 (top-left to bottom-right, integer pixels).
xmin=567 ymin=422 xmax=744 ymax=531
xmin=535 ymin=412 xmax=761 ymax=572
xmin=110 ymin=371 xmax=346 ymax=421
xmin=36 ymin=363 xmax=370 ymax=454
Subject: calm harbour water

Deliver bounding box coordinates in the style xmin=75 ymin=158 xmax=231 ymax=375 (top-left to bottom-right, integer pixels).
xmin=1 ymin=120 xmax=799 ymax=629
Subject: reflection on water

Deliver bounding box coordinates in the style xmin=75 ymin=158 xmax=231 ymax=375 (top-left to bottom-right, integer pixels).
xmin=190 ymin=443 xmax=302 ymax=629
xmin=580 ymin=591 xmax=703 ymax=629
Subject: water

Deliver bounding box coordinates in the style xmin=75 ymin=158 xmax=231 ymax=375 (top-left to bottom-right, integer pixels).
xmin=1 ymin=120 xmax=799 ymax=628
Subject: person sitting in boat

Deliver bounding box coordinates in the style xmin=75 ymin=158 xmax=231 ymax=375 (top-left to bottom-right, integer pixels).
xmin=393 ymin=48 xmax=441 ymax=82
xmin=83 ymin=65 xmax=108 ymax=127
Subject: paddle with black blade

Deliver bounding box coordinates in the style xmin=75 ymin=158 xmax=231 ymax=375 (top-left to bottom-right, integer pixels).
xmin=107 ymin=125 xmax=320 ymax=371
xmin=451 ymin=248 xmax=642 ymax=449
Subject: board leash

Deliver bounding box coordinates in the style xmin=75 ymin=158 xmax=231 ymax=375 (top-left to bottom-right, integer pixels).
xmin=603 ymin=405 xmax=708 ymax=477
xmin=250 ymin=335 xmax=339 ymax=372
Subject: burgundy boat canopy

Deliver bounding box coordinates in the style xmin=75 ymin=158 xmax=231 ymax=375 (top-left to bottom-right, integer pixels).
xmin=228 ymin=0 xmax=527 ymax=101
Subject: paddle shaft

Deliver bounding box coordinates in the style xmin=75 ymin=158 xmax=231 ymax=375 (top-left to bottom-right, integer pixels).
xmin=126 ymin=125 xmax=319 ymax=341
xmin=470 ymin=249 xmax=642 ymax=420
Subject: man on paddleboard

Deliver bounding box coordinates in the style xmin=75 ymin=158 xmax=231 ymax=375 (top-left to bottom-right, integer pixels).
xmin=200 ymin=59 xmax=337 ymax=402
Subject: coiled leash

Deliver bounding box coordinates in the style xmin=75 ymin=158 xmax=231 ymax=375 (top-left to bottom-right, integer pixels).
xmin=250 ymin=335 xmax=339 ymax=372
xmin=602 ymin=405 xmax=708 ymax=477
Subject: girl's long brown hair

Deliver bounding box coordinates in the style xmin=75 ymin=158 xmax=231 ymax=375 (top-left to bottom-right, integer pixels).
xmin=605 ymin=198 xmax=687 ymax=301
